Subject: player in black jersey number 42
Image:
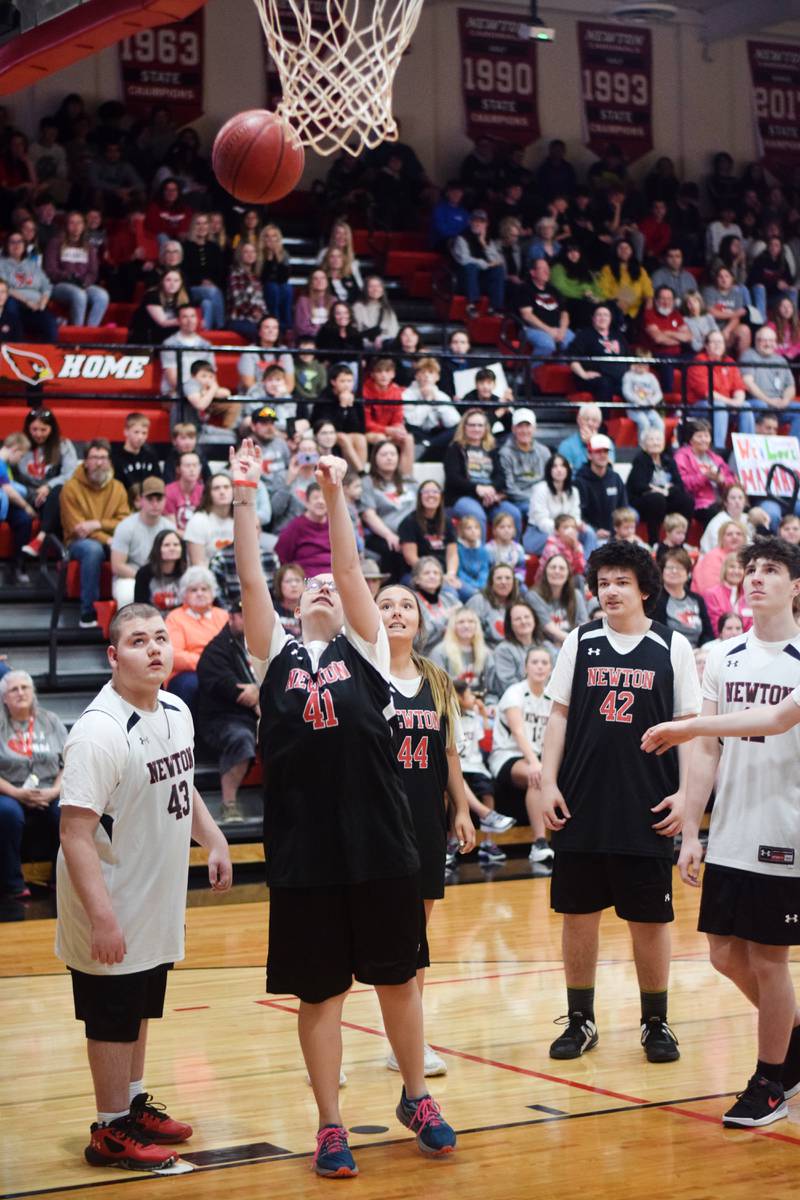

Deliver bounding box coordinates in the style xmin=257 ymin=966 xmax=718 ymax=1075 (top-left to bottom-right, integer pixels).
xmin=232 ymin=440 xmax=458 ymax=1178
xmin=539 ymin=542 xmax=701 ymax=1064
xmin=643 ymin=538 xmax=800 ymax=1129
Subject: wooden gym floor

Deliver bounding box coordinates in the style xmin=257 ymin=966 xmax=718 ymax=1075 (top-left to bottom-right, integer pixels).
xmin=2 ymin=864 xmax=799 ymax=1200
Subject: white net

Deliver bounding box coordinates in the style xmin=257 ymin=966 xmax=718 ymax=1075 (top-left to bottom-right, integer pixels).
xmin=253 ymin=0 xmax=424 ymax=157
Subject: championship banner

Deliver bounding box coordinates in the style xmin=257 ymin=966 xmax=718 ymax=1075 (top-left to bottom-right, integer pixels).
xmin=577 ymin=21 xmax=652 ymax=161
xmin=458 ymin=8 xmax=539 ymax=146
xmin=747 ymin=40 xmax=800 ymax=172
xmin=732 ymin=432 xmax=800 ymax=498
xmin=0 ymin=344 xmax=156 ymax=395
xmin=119 ymin=9 xmax=204 ymax=125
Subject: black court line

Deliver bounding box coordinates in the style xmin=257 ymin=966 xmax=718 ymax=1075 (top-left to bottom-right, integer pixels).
xmin=0 ymin=1090 xmax=742 ymax=1200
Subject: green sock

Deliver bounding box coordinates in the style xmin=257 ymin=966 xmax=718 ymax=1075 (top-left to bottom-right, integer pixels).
xmin=640 ymin=990 xmax=668 ymax=1023
xmin=567 ymin=986 xmax=595 ymax=1021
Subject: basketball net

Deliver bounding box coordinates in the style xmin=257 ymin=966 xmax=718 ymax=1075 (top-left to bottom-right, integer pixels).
xmin=253 ymin=0 xmax=424 ymax=157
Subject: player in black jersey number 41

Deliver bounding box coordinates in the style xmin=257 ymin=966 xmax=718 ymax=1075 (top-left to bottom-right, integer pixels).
xmin=232 ymin=440 xmax=458 ymax=1178
xmin=539 ymin=542 xmax=701 ymax=1064
xmin=643 ymin=538 xmax=800 ymax=1129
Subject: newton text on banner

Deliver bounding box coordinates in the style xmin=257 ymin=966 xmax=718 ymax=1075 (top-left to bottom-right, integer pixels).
xmin=577 ymin=21 xmax=652 ymax=162
xmin=732 ymin=432 xmax=800 ymax=497
xmin=119 ymin=10 xmax=204 ymax=126
xmin=458 ymin=8 xmax=539 ymax=147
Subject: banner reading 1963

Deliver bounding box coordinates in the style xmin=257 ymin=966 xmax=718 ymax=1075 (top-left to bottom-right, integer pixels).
xmin=458 ymin=8 xmax=539 ymax=146
xmin=747 ymin=40 xmax=800 ymax=173
xmin=119 ymin=9 xmax=204 ymax=125
xmin=577 ymin=21 xmax=652 ymax=162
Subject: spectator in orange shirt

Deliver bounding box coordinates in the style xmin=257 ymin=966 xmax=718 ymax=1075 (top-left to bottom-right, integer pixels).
xmin=686 ymin=328 xmax=754 ymax=449
xmin=164 ymin=565 xmax=229 ymax=712
xmin=361 ymin=358 xmax=415 ymax=476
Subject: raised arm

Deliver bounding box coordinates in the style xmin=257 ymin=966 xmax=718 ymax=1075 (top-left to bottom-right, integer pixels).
xmin=316 ymin=454 xmax=379 ymax=642
xmin=231 ymin=437 xmax=275 ymax=661
xmin=642 ymin=692 xmax=800 ymax=754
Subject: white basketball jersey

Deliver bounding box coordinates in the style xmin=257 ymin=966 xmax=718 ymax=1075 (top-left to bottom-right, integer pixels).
xmin=703 ymin=632 xmax=800 ymax=878
xmin=489 ymin=682 xmax=552 ymax=776
xmin=55 ymin=682 xmax=196 ymax=974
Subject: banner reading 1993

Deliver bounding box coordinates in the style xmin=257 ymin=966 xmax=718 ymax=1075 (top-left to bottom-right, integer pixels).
xmin=747 ymin=40 xmax=800 ymax=173
xmin=458 ymin=8 xmax=539 ymax=146
xmin=577 ymin=21 xmax=652 ymax=162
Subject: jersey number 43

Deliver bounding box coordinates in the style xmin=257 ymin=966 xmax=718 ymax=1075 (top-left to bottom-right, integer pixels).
xmin=167 ymin=779 xmax=191 ymax=820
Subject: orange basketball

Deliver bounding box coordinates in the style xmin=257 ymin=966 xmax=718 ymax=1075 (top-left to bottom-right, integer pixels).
xmin=212 ymin=110 xmax=305 ymax=204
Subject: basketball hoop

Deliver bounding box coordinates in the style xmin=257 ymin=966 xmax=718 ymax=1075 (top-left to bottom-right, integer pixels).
xmin=253 ymin=0 xmax=424 ymax=157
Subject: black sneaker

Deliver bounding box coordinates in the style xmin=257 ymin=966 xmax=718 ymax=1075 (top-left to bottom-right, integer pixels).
xmin=641 ymin=1016 xmax=680 ymax=1063
xmin=79 ymin=610 xmax=99 ymax=629
xmin=478 ymin=842 xmax=506 ymax=864
xmin=723 ymin=1074 xmax=788 ymax=1128
xmin=549 ymin=1011 xmax=598 ymax=1059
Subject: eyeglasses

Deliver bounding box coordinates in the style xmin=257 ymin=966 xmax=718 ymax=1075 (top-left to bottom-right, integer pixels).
xmin=303 ymin=579 xmax=339 ymax=593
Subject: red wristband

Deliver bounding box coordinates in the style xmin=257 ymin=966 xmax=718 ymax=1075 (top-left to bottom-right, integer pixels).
xmin=233 ymin=480 xmax=258 ymax=489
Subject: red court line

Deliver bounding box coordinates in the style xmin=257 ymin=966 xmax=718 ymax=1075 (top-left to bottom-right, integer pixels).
xmin=261 ymin=964 xmax=571 ymax=1006
xmin=258 ymin=998 xmax=800 ymax=1147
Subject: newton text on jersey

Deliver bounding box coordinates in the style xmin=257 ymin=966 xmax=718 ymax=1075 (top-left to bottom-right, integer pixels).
xmin=286 ymin=662 xmax=352 ymax=692
xmin=586 ymin=667 xmax=655 ymax=690
xmin=146 ymin=746 xmax=194 ymax=784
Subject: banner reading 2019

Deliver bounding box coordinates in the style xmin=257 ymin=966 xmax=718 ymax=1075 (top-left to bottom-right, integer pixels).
xmin=748 ymin=41 xmax=800 ymax=173
xmin=458 ymin=9 xmax=539 ymax=146
xmin=577 ymin=21 xmax=652 ymax=162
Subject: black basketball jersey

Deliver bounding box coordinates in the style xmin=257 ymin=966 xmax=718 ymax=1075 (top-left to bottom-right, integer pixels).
xmin=554 ymin=619 xmax=679 ymax=859
xmin=390 ymin=678 xmax=449 ymax=823
xmin=258 ymin=633 xmax=419 ymax=888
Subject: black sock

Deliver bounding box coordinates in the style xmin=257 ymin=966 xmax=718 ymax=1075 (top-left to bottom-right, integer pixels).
xmin=783 ymin=1023 xmax=800 ymax=1069
xmin=640 ymin=990 xmax=668 ymax=1023
xmin=757 ymin=1059 xmax=783 ymax=1084
xmin=567 ymin=986 xmax=595 ymax=1021
xmin=535 ymin=837 xmax=548 ymax=848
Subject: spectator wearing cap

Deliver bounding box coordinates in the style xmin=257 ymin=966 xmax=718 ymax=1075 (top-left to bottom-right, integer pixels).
xmin=498 ymin=409 xmax=551 ymax=510
xmin=109 ymin=475 xmax=174 ymax=606
xmin=163 ymin=451 xmax=204 ymax=533
xmin=430 ymin=181 xmax=470 ymax=249
xmin=362 ymin=558 xmax=391 ymax=597
xmin=514 ymin=257 xmax=575 ymax=358
xmin=249 ymin=405 xmax=291 ymax=485
xmin=569 ymin=304 xmax=630 ymax=406
xmin=557 ymin=402 xmax=616 ymax=472
xmin=196 ymin=599 xmax=259 ymax=823
xmin=450 ymin=210 xmax=506 ymax=315
xmin=575 ymin=435 xmax=629 ymax=541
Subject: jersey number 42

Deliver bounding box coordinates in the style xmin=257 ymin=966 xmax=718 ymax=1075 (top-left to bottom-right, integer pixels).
xmin=598 ymin=689 xmax=634 ymax=724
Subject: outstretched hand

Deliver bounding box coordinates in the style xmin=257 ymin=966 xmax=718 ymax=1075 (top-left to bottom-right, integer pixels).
xmin=229 ymin=437 xmax=263 ymax=486
xmin=641 ymin=720 xmax=696 ymax=756
xmin=315 ymin=454 xmax=348 ymax=496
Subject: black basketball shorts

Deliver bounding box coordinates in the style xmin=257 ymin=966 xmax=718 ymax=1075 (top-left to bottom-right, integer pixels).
xmin=492 ymin=757 xmax=530 ymax=825
xmin=70 ymin=963 xmax=171 ymax=1042
xmin=267 ymin=873 xmax=430 ymax=1004
xmin=550 ymin=851 xmax=675 ymax=923
xmin=699 ymin=863 xmax=800 ymax=946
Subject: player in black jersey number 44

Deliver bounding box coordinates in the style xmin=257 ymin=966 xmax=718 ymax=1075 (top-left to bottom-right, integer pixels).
xmin=539 ymin=542 xmax=701 ymax=1064
xmin=643 ymin=538 xmax=800 ymax=1128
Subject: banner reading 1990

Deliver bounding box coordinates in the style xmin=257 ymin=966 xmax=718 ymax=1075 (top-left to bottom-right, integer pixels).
xmin=577 ymin=21 xmax=652 ymax=162
xmin=458 ymin=8 xmax=539 ymax=146
xmin=747 ymin=40 xmax=800 ymax=173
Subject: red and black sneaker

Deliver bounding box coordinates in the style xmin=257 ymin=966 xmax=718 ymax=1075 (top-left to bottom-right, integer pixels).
xmin=84 ymin=1116 xmax=177 ymax=1170
xmin=129 ymin=1092 xmax=193 ymax=1143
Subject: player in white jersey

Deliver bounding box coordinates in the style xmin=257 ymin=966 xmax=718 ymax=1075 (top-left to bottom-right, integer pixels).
xmin=643 ymin=538 xmax=800 ymax=1128
xmin=56 ymin=603 xmax=232 ymax=1170
xmin=488 ymin=646 xmax=555 ymax=863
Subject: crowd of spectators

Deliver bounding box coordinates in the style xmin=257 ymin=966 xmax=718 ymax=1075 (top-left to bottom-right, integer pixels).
xmin=8 ymin=102 xmax=800 ymax=890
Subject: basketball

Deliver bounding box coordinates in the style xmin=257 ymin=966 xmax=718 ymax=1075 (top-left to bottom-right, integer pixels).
xmin=212 ymin=109 xmax=305 ymax=204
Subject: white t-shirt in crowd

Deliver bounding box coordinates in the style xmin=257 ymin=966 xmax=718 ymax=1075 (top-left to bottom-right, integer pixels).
xmin=547 ymin=620 xmax=701 ymax=717
xmin=704 ymin=632 xmax=800 ymax=877
xmin=489 ymin=681 xmax=552 ymax=776
xmin=458 ymin=708 xmax=490 ymax=776
xmin=55 ymin=683 xmax=195 ymax=975
xmin=183 ymin=510 xmax=234 ymax=560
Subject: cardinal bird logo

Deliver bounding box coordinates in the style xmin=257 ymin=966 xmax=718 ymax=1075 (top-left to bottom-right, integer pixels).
xmin=1 ymin=344 xmax=54 ymax=385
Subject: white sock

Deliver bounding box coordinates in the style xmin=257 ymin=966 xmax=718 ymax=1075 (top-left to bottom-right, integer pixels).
xmin=97 ymin=1108 xmax=129 ymax=1126
xmin=129 ymin=1080 xmax=144 ymax=1103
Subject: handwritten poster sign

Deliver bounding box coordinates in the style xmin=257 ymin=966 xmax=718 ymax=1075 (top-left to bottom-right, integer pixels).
xmin=732 ymin=432 xmax=800 ymax=497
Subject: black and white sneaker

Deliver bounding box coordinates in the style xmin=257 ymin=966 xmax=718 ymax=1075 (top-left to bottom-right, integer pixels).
xmin=529 ymin=840 xmax=554 ymax=863
xmin=641 ymin=1017 xmax=680 ymax=1063
xmin=478 ymin=841 xmax=506 ymax=864
xmin=479 ymin=811 xmax=516 ymax=834
xmin=782 ymin=1066 xmax=800 ymax=1101
xmin=722 ymin=1075 xmax=788 ymax=1127
xmin=79 ymin=610 xmax=98 ymax=629
xmin=549 ymin=1011 xmax=598 ymax=1059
